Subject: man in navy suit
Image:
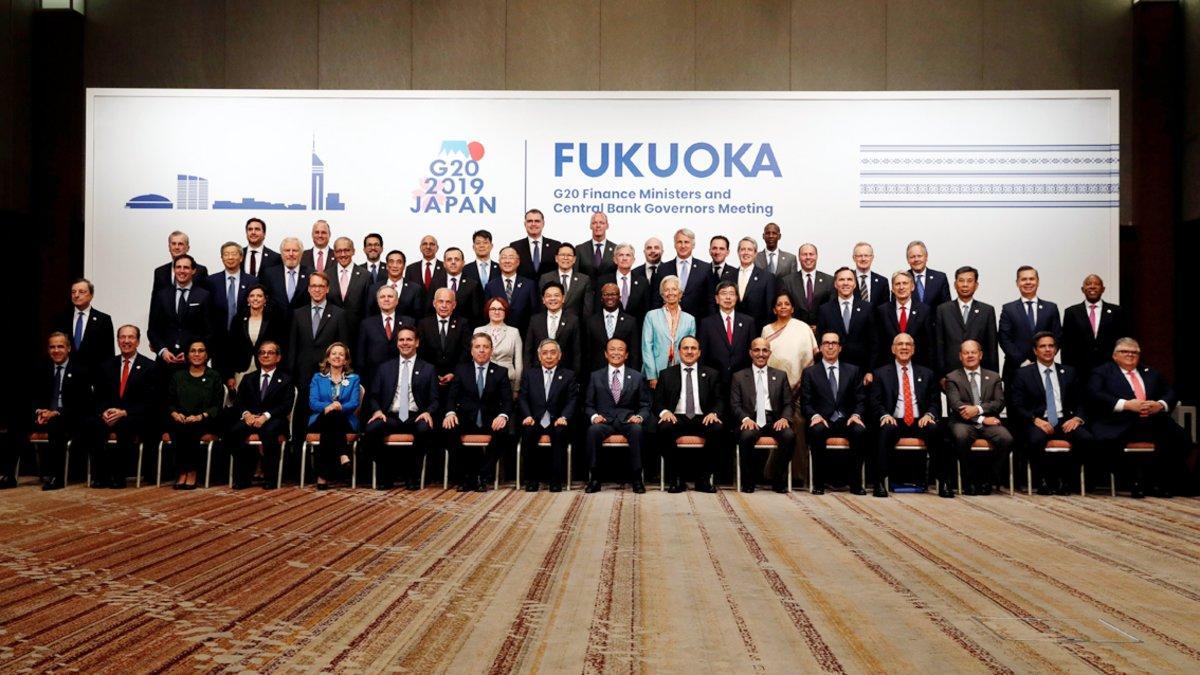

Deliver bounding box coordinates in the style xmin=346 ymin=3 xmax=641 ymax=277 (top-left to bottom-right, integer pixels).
xmin=300 ymin=219 xmax=336 ymax=275
xmin=999 ymin=266 xmax=1062 ymax=398
xmin=92 ymin=325 xmax=157 ymax=488
xmin=779 ymin=243 xmax=833 ymax=327
xmin=731 ymin=338 xmax=795 ymax=493
xmin=906 ymin=240 xmax=951 ymax=309
xmin=870 ymin=334 xmax=946 ymax=498
xmin=430 ymin=247 xmax=484 ymax=326
xmin=874 ymin=271 xmax=933 ymax=369
xmin=442 ymin=334 xmax=514 ymax=491
xmin=208 ymin=242 xmax=259 ymax=373
xmin=698 ymin=281 xmax=754 ymax=384
xmin=585 ymin=338 xmax=650 ymax=493
xmin=595 ymin=243 xmax=652 ymax=318
xmin=574 ymin=211 xmax=617 ymax=278
xmin=53 ymin=278 xmax=114 ymax=370
xmin=356 ymin=285 xmax=413 ymax=383
xmin=1011 ymin=333 xmax=1093 ymax=495
xmin=524 ymin=282 xmax=582 ymax=376
xmin=816 ymin=267 xmax=877 ymax=374
xmin=518 ymin=339 xmax=578 ymax=492
xmin=485 ymin=246 xmax=537 ymax=334
xmin=260 ymin=237 xmax=312 ymax=320
xmin=632 ymin=237 xmax=664 ymax=290
xmin=31 ymin=333 xmax=92 ymax=490
xmin=226 ymin=341 xmax=295 ymax=489
xmin=359 ymin=232 xmax=386 ymax=284
xmin=653 ymin=228 xmax=713 ymax=318
xmin=539 ymin=243 xmax=593 ymax=318
xmin=369 ymin=250 xmax=425 ymax=320
xmin=510 ymin=208 xmax=560 ymax=280
xmin=1087 ymin=338 xmax=1189 ymax=498
xmin=708 ymin=235 xmax=736 ymax=285
xmin=934 ymin=266 xmax=999 ymax=377
xmin=327 ymin=237 xmax=372 ymax=340
xmin=242 ymin=217 xmax=280 ymax=276
xmin=363 ymin=326 xmax=439 ymax=490
xmin=463 ymin=229 xmax=501 ymax=288
xmin=852 ymin=242 xmax=890 ymax=307
xmin=1061 ymin=274 xmax=1127 ymax=374
xmin=405 ymin=235 xmax=444 ymax=294
xmin=286 ymin=272 xmax=350 ymax=392
xmin=732 ymin=237 xmax=776 ymax=329
xmin=585 ymin=283 xmax=641 ymax=374
xmin=152 ymin=231 xmax=210 ymax=298
xmin=148 ymin=255 xmax=213 ymax=369
xmin=652 ymin=336 xmax=724 ymax=493
xmin=802 ymin=333 xmax=868 ymax=495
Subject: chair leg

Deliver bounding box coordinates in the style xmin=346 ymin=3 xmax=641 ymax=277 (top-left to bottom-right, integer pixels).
xmin=860 ymin=461 xmax=866 ymax=493
xmin=156 ymin=441 xmax=164 ymax=487
xmin=1008 ymin=453 xmax=1014 ymax=495
xmin=1027 ymin=461 xmax=1033 ymax=496
xmin=135 ymin=442 xmax=144 ymax=488
xmin=299 ymin=442 xmax=309 ymax=488
xmin=276 ymin=444 xmax=285 ymax=489
xmin=788 ymin=460 xmax=793 ymax=493
xmin=228 ymin=454 xmax=234 ymax=489
xmin=566 ymin=444 xmax=572 ymax=491
xmin=957 ymin=459 xmax=963 ymax=495
xmin=807 ymin=449 xmax=813 ymax=494
xmin=515 ymin=443 xmax=521 ymax=490
xmin=1110 ymin=472 xmax=1116 ymax=497
xmin=420 ymin=453 xmax=427 ymax=490
xmin=443 ymin=449 xmax=450 ymax=490
xmin=494 ymin=456 xmax=501 ymax=491
xmin=372 ymin=460 xmax=377 ymax=490
xmin=1079 ymin=464 xmax=1086 ymax=497
xmin=735 ymin=446 xmax=742 ymax=492
xmin=203 ymin=442 xmax=213 ymax=488
xmin=660 ymin=456 xmax=665 ymax=492
xmin=64 ymin=442 xmax=71 ymax=486
xmin=351 ymin=441 xmax=358 ymax=490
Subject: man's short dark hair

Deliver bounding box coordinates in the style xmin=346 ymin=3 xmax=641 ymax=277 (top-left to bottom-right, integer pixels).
xmin=525 ymin=208 xmax=544 ymax=219
xmin=954 ymin=266 xmax=979 ymax=281
xmin=385 ymin=249 xmax=407 ymax=266
xmin=472 ymin=229 xmax=492 ymax=242
xmin=245 ymin=217 xmax=265 ymax=231
xmin=364 ymin=232 xmax=383 ymax=247
xmin=1032 ymin=331 xmax=1058 ymax=347
xmin=710 ymin=235 xmax=729 ymax=248
xmin=174 ymin=254 xmax=196 ymax=268
xmin=557 ymin=242 xmax=575 ymax=255
xmin=715 ymin=280 xmax=738 ymax=296
xmin=541 ymin=281 xmax=565 ymax=297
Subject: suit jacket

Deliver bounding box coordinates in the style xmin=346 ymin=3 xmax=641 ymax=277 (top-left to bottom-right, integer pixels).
xmin=697 ymin=311 xmax=755 ymax=383
xmin=709 ymin=262 xmax=738 ymax=286
xmin=944 ymin=368 xmax=1006 ymax=422
xmin=307 ymin=372 xmax=362 ymax=428
xmin=733 ymin=265 xmax=777 ymax=329
xmin=300 ymin=248 xmax=337 ymax=275
xmin=242 ymin=246 xmax=280 ymax=275
xmin=585 ymin=366 xmax=651 ymax=421
xmin=816 ymin=296 xmax=877 ymax=369
xmin=358 ymin=259 xmax=386 ymax=285
xmin=148 ymin=284 xmax=213 ymax=357
xmin=800 ymin=361 xmax=866 ymax=421
xmin=232 ymin=368 xmax=296 ymax=423
xmin=206 ymin=271 xmax=259 ymax=336
xmin=652 ymin=362 xmax=725 ymax=423
xmin=369 ymin=278 xmax=425 ymax=320
xmin=429 ymin=272 xmax=484 ymax=326
xmin=1086 ymin=361 xmax=1176 ymax=439
xmin=152 ymin=261 xmax=210 ymax=298
xmin=510 ymin=237 xmax=561 ymax=280
xmin=730 ymin=366 xmax=794 ymax=423
xmin=287 ymin=303 xmax=350 ymax=383
xmin=539 ymin=270 xmax=593 ymax=317
xmin=462 ymin=259 xmax=501 ymax=288
xmin=447 ymin=361 xmax=513 ymax=426
xmin=93 ymin=354 xmax=157 ymax=425
xmin=585 ymin=309 xmax=641 ymax=373
xmin=934 ymin=299 xmax=999 ymax=376
xmin=854 ymin=270 xmax=891 ymax=307
xmin=596 ymin=271 xmax=651 ymax=318
xmin=405 ymin=258 xmax=445 ymax=290
xmin=1061 ymin=300 xmax=1127 ymax=374
xmin=518 ymin=366 xmax=578 ymax=423
xmin=260 ymin=264 xmax=312 ymax=317
xmin=416 ymin=315 xmax=472 ymax=376
xmin=654 ymin=258 xmax=714 ymax=318
xmin=998 ymin=298 xmax=1062 ymax=376
xmin=34 ymin=359 xmax=92 ymax=426
xmin=524 ymin=311 xmax=583 ymax=376
xmin=869 ymin=361 xmax=941 ymax=422
xmin=220 ymin=306 xmax=288 ymax=378
xmin=874 ymin=300 xmax=934 ymax=369
xmin=326 ymin=264 xmax=372 ymax=331
xmin=575 ymin=239 xmax=616 ymax=278
xmin=52 ymin=306 xmax=114 ymax=369
xmin=355 ymin=313 xmax=412 ymax=381
xmin=756 ymin=249 xmax=797 ymax=278
xmin=779 ymin=269 xmax=834 ymax=325
xmin=910 ymin=267 xmax=951 ymax=309
xmin=484 ymin=275 xmax=538 ymax=334
xmin=367 ymin=356 xmax=439 ymax=418
xmin=1011 ymin=362 xmax=1083 ymax=423
xmin=632 ymin=262 xmax=663 ymax=294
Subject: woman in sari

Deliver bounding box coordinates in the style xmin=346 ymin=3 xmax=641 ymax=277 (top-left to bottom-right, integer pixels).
xmin=761 ymin=290 xmax=818 ymax=489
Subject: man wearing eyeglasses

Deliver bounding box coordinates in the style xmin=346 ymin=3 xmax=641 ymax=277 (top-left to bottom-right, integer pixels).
xmin=227 ymin=341 xmax=296 ymax=489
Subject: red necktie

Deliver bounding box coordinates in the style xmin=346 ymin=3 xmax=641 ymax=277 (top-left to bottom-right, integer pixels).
xmin=316 ymin=249 xmax=324 ymax=270
xmin=119 ymin=358 xmax=131 ymax=398
xmin=899 ymin=305 xmax=908 ymax=333
xmin=725 ymin=315 xmax=733 ymax=345
xmin=384 ymin=316 xmax=393 ymax=340
xmin=424 ymin=262 xmax=432 ymax=290
xmin=1126 ymin=370 xmax=1146 ymax=401
xmin=901 ymin=366 xmax=914 ymax=425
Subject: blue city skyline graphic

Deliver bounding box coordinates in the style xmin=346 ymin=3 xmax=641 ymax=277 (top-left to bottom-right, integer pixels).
xmin=125 ymin=137 xmax=347 ymax=211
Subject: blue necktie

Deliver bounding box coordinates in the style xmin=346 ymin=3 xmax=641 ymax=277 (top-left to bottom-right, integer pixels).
xmin=227 ymin=276 xmax=237 ymax=329
xmin=287 ymin=269 xmax=297 ymax=301
xmin=679 ymin=260 xmax=689 ymax=289
xmin=1043 ymin=367 xmax=1059 ymax=427
xmin=52 ymin=365 xmax=64 ymax=411
xmin=476 ymin=365 xmax=486 ymax=426
xmin=479 ymin=262 xmax=490 ymax=286
xmin=397 ymin=360 xmax=411 ymax=422
xmin=1025 ymin=301 xmax=1035 ymax=331
xmin=531 ymin=241 xmax=541 ymax=270
xmin=841 ymin=301 xmax=851 ymax=332
xmin=915 ymin=273 xmax=925 ymax=303
xmin=73 ymin=311 xmax=84 ymax=350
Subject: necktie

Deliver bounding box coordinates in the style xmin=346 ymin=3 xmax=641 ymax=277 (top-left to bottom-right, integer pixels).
xmin=561 ymin=274 xmax=569 ymax=292
xmin=679 ymin=260 xmax=689 ymax=289
xmin=548 ymin=315 xmax=559 ymax=339
xmin=1043 ymin=367 xmax=1058 ymax=426
xmin=620 ymin=275 xmax=629 ymax=308
xmin=961 ymin=303 xmax=970 ymax=325
xmin=859 ymin=274 xmax=869 ymax=302
xmin=969 ymin=371 xmax=981 ymax=406
xmin=805 ymin=274 xmax=814 ymax=307
xmin=713 ymin=264 xmax=722 ymax=280
xmin=287 ymin=269 xmax=297 ymax=301
xmin=451 ymin=277 xmax=459 ymax=293
xmin=649 ymin=264 xmax=658 ymax=280
xmin=725 ymin=315 xmax=733 ymax=346
xmin=1088 ymin=304 xmax=1098 ymax=337
xmin=311 ymin=305 xmax=322 ymax=338
xmin=119 ymin=358 xmax=131 ymax=398
xmin=755 ymin=370 xmax=767 ymax=426
xmin=611 ymin=369 xmax=622 ymax=404
xmin=52 ymin=365 xmax=64 ymax=411
xmin=476 ymin=365 xmax=486 ymax=425
xmin=505 ymin=278 xmax=514 ymax=301
xmin=841 ymin=301 xmax=851 ymax=332
xmin=260 ymin=372 xmax=271 ymax=398
xmin=899 ymin=305 xmax=908 ymax=333
xmin=339 ymin=268 xmax=350 ymax=299
xmin=684 ymin=367 xmax=696 ymax=416
xmin=901 ymin=366 xmax=915 ymax=425
xmin=532 ymin=241 xmax=541 ymax=271
xmin=479 ymin=262 xmax=490 ymax=286
xmin=1126 ymin=370 xmax=1146 ymax=401
xmin=541 ymin=370 xmax=553 ymax=426
xmin=227 ymin=276 xmax=237 ymax=328
xmin=370 ymin=263 xmax=377 ymax=280
xmin=439 ymin=319 xmax=448 ymax=346
xmin=176 ymin=287 xmax=188 ymax=315
xmin=73 ymin=311 xmax=84 ymax=349
xmin=606 ymin=313 xmax=615 ymax=338
xmin=1025 ymin=300 xmax=1035 ymax=330
xmin=828 ymin=365 xmax=838 ymax=395
xmin=384 ymin=316 xmax=393 ymax=340
xmin=915 ymin=273 xmax=925 ymax=303
xmin=397 ymin=360 xmax=411 ymax=421
xmin=768 ymin=252 xmax=776 ymax=274
xmin=250 ymin=250 xmax=258 ymax=276
xmin=424 ymin=262 xmax=432 ymax=289
xmin=316 ymin=249 xmax=324 ymax=270
xmin=594 ymin=243 xmax=602 ymax=269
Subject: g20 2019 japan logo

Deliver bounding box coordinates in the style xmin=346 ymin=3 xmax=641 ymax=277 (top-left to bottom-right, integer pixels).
xmin=410 ymin=140 xmax=496 ymax=214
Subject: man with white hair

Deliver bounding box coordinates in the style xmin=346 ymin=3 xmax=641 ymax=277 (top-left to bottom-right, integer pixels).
xmin=574 ymin=211 xmax=616 ymax=277
xmin=654 ymin=228 xmax=713 ymax=318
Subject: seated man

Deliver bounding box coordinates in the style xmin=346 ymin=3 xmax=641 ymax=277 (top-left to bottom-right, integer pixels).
xmin=29 ymin=333 xmax=92 ymax=490
xmin=1010 ymin=332 xmax=1093 ymax=495
xmin=92 ymin=325 xmax=157 ymax=488
xmin=585 ymin=338 xmax=650 ymax=493
xmin=801 ymin=332 xmax=867 ymax=495
xmin=731 ymin=338 xmax=796 ymax=493
xmin=226 ymin=340 xmax=296 ymax=489
xmin=443 ymin=333 xmax=513 ymax=492
xmin=652 ymin=335 xmax=724 ymax=493
xmin=518 ymin=339 xmax=578 ymax=492
xmin=944 ymin=340 xmax=1013 ymax=495
xmin=870 ymin=334 xmax=945 ymax=498
xmin=1087 ymin=337 xmax=1189 ymax=498
xmin=363 ymin=326 xmax=439 ymax=490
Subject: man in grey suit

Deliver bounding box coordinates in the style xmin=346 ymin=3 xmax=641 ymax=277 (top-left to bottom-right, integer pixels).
xmin=779 ymin=242 xmax=832 ymax=327
xmin=540 ymin=242 xmax=593 ymax=317
xmin=934 ymin=265 xmax=999 ymax=378
xmin=755 ymin=222 xmax=796 ymax=278
xmin=944 ymin=340 xmax=1013 ymax=495
xmin=731 ymin=338 xmax=796 ymax=493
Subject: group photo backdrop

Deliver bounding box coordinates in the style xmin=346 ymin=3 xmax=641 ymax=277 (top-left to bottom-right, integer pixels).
xmin=86 ymin=89 xmax=1119 ymax=351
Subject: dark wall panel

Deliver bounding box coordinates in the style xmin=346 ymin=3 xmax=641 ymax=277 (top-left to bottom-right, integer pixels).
xmin=600 ymin=0 xmax=694 ymax=90
xmin=412 ymin=0 xmax=505 ymax=89
xmin=225 ymin=0 xmax=319 ymax=89
xmin=507 ymin=0 xmax=599 ymax=90
xmin=695 ymin=0 xmax=790 ymax=90
xmin=318 ymin=0 xmax=412 ymax=89
xmin=84 ymin=0 xmax=225 ymax=88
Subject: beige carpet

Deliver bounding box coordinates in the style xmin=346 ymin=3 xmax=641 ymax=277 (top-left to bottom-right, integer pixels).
xmin=1 ymin=484 xmax=1198 ymax=673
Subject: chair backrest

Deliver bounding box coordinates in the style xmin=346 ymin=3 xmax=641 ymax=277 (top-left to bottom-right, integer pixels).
xmin=283 ymin=386 xmax=298 ymax=441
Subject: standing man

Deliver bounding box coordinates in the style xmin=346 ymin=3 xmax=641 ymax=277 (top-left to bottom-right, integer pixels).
xmin=802 ymin=333 xmax=868 ymax=495
xmin=1061 ymin=274 xmax=1127 ymax=374
xmin=998 ymin=265 xmax=1061 ymax=393
xmin=1011 ymin=332 xmax=1092 ymax=495
xmin=152 ymin=231 xmax=209 ymax=297
xmin=286 ymin=272 xmax=350 ymax=392
xmin=327 ymin=236 xmax=372 ymax=338
xmin=226 ymin=341 xmax=295 ymax=490
xmin=208 ymin=242 xmax=258 ymax=373
xmin=709 ymin=235 xmax=735 ymax=283
xmin=360 ymin=232 xmax=386 ymax=284
xmin=148 ymin=255 xmax=212 ymax=369
xmin=510 ymin=208 xmax=560 ymax=280
xmin=585 ymin=282 xmax=641 ymax=374
xmin=575 ymin=211 xmax=616 ymax=278
xmin=634 ymin=237 xmax=664 ymax=288
xmin=261 ymin=236 xmax=312 ymax=320
xmin=300 ymin=219 xmax=336 ymax=274
xmin=405 ymin=235 xmax=444 ymax=293
xmin=653 ymin=335 xmax=724 ymax=493
xmin=242 ymin=217 xmax=279 ymax=276
xmin=363 ymin=326 xmax=439 ymax=490
xmin=874 ymin=270 xmax=933 ymax=369
xmin=596 ymin=243 xmax=651 ymax=318
xmin=584 ymin=338 xmax=650 ymax=493
xmin=851 ymin=242 xmax=890 ymax=307
xmin=816 ymin=267 xmax=877 ymax=373
xmin=779 ymin=243 xmax=832 ymax=327
xmin=518 ymin=339 xmax=578 ymax=492
xmin=53 ymin=278 xmax=114 ymax=370
xmin=870 ymin=334 xmax=945 ymax=498
xmin=731 ymin=338 xmax=795 ymax=493
xmin=430 ymin=247 xmax=483 ymax=326
xmin=463 ymin=229 xmax=500 ymax=288
xmin=93 ymin=325 xmax=157 ymax=488
xmin=417 ymin=288 xmax=472 ymax=410
xmin=356 ymin=285 xmax=411 ymax=383
xmin=540 ymin=243 xmax=593 ymax=317
xmin=442 ymin=333 xmax=513 ymax=491
xmin=371 ymin=249 xmax=424 ymax=320
xmin=906 ymin=240 xmax=951 ymax=309
xmin=734 ymin=237 xmax=776 ymax=329
xmin=32 ymin=333 xmax=91 ymax=490
xmin=655 ymin=228 xmax=713 ymax=318
xmin=524 ymin=282 xmax=582 ymax=376
xmin=484 ymin=246 xmax=537 ymax=334
xmin=944 ymin=340 xmax=1013 ymax=495
xmin=756 ymin=222 xmax=796 ymax=278
xmin=697 ymin=281 xmax=754 ymax=384
xmin=935 ymin=266 xmax=999 ymax=377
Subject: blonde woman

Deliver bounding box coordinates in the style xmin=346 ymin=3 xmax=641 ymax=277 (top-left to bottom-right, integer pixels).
xmin=641 ymin=275 xmax=696 ymax=387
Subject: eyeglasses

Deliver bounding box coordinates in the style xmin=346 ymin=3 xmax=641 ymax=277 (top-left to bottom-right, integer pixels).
xmin=820 ymin=341 xmax=841 ymax=346
xmin=1115 ymin=349 xmax=1140 ymax=355
xmin=258 ymin=349 xmax=278 ymax=356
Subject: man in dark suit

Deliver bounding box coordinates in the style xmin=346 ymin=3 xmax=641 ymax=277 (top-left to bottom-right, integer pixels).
xmin=510 ymin=208 xmax=560 ymax=280
xmin=148 ymin=255 xmax=213 ymax=369
xmin=429 ymin=247 xmax=484 ymax=326
xmin=260 ymin=237 xmax=312 ymax=320
xmin=485 ymin=246 xmax=538 ymax=334
xmin=1087 ymin=338 xmax=1189 ymax=498
xmin=944 ymin=340 xmax=1013 ymax=495
xmin=652 ymin=335 xmax=724 ymax=493
xmin=370 ymin=250 xmax=424 ymax=320
xmin=802 ymin=333 xmax=868 ymax=495
xmin=653 ymin=228 xmax=713 ymax=318
xmin=852 ymin=242 xmax=890 ymax=307
xmin=417 ymin=287 xmax=472 ymax=422
xmin=632 ymin=237 xmax=664 ymax=290
xmin=286 ymin=271 xmax=350 ymax=391
xmin=1061 ymin=274 xmax=1127 ymax=374
xmin=816 ymin=267 xmax=877 ymax=373
xmin=92 ymin=325 xmax=157 ymax=488
xmin=524 ymin=282 xmax=582 ymax=376
xmin=596 ymin=243 xmax=652 ymax=318
xmin=359 ymin=232 xmax=386 ymax=284
xmin=540 ymin=243 xmax=593 ymax=317
xmin=870 ymin=334 xmax=946 ymax=498
xmin=327 ymin=236 xmax=372 ymax=340
xmin=586 ymin=283 xmax=641 ymax=374
xmin=152 ymin=230 xmax=209 ymax=298
xmin=405 ymin=234 xmax=444 ymax=294
xmin=242 ymin=217 xmax=280 ymax=276
xmin=300 ymin=219 xmax=336 ymax=275
xmin=708 ymin=235 xmax=736 ymax=284
xmin=732 ymin=237 xmax=777 ymax=329
xmin=53 ymin=278 xmax=114 ymax=369
xmin=575 ymin=211 xmax=616 ymax=278
xmin=698 ymin=281 xmax=754 ymax=383
xmin=442 ymin=334 xmax=514 ymax=491
xmin=226 ymin=341 xmax=295 ymax=489
xmin=998 ymin=265 xmax=1062 ymax=393
xmin=585 ymin=338 xmax=650 ymax=493
xmin=1011 ymin=332 xmax=1094 ymax=495
xmin=934 ymin=266 xmax=999 ymax=377
xmin=31 ymin=333 xmax=92 ymax=490
xmin=518 ymin=338 xmax=578 ymax=492
xmin=463 ymin=229 xmax=501 ymax=288
xmin=731 ymin=338 xmax=795 ymax=492
xmin=779 ymin=243 xmax=833 ymax=327
xmin=906 ymin=240 xmax=951 ymax=309
xmin=207 ymin=242 xmax=259 ymax=372
xmin=874 ymin=271 xmax=933 ymax=369
xmin=363 ymin=326 xmax=439 ymax=490
xmin=357 ymin=285 xmax=413 ymax=383
xmin=757 ymin=222 xmax=797 ymax=278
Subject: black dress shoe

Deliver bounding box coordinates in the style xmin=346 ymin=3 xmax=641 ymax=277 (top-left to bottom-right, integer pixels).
xmin=180 ymin=483 xmax=197 ymax=491
xmin=980 ymin=483 xmax=993 ymax=496
xmin=232 ymin=481 xmax=251 ymax=490
xmin=172 ymin=482 xmax=185 ymax=490
xmin=378 ymin=481 xmax=395 ymax=490
xmin=585 ymin=480 xmax=602 ymax=493
xmin=315 ymin=482 xmax=331 ymax=491
xmin=261 ymin=482 xmax=276 ymax=490
xmin=42 ymin=478 xmax=62 ymax=491
xmin=667 ymin=482 xmax=684 ymax=494
xmin=109 ymin=478 xmax=127 ymax=489
xmin=525 ymin=482 xmax=540 ymax=493
xmin=457 ymin=481 xmax=473 ymax=492
xmin=1054 ymin=480 xmax=1072 ymax=496
xmin=475 ymin=478 xmax=488 ymax=492
xmin=810 ymin=487 xmax=825 ymax=495
xmin=963 ymin=483 xmax=978 ymax=496
xmin=694 ymin=479 xmax=716 ymax=493
xmin=873 ymin=485 xmax=889 ymax=498
xmin=938 ymin=483 xmax=955 ymax=498
xmin=1129 ymin=483 xmax=1145 ymax=499
xmin=631 ymin=481 xmax=646 ymax=494
xmin=548 ymin=483 xmax=563 ymax=493
xmin=1151 ymin=485 xmax=1173 ymax=498
xmin=0 ymin=476 xmax=16 ymax=489
xmin=741 ymin=484 xmax=756 ymax=493
xmin=405 ymin=479 xmax=420 ymax=490
xmin=1036 ymin=479 xmax=1053 ymax=496
xmin=772 ymin=482 xmax=789 ymax=494
xmin=849 ymin=485 xmax=867 ymax=496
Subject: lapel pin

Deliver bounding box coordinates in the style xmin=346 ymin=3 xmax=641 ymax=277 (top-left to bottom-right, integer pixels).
xmin=917 ymin=377 xmax=923 ymax=382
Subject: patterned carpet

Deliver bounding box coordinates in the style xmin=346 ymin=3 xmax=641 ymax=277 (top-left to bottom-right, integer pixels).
xmin=1 ymin=484 xmax=1198 ymax=673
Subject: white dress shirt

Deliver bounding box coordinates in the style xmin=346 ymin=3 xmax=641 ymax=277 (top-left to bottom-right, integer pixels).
xmin=389 ymin=357 xmax=417 ymax=413
xmin=737 ymin=264 xmax=755 ymax=299
xmin=892 ymin=361 xmax=921 ymax=418
xmin=670 ymin=363 xmax=703 ymax=416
